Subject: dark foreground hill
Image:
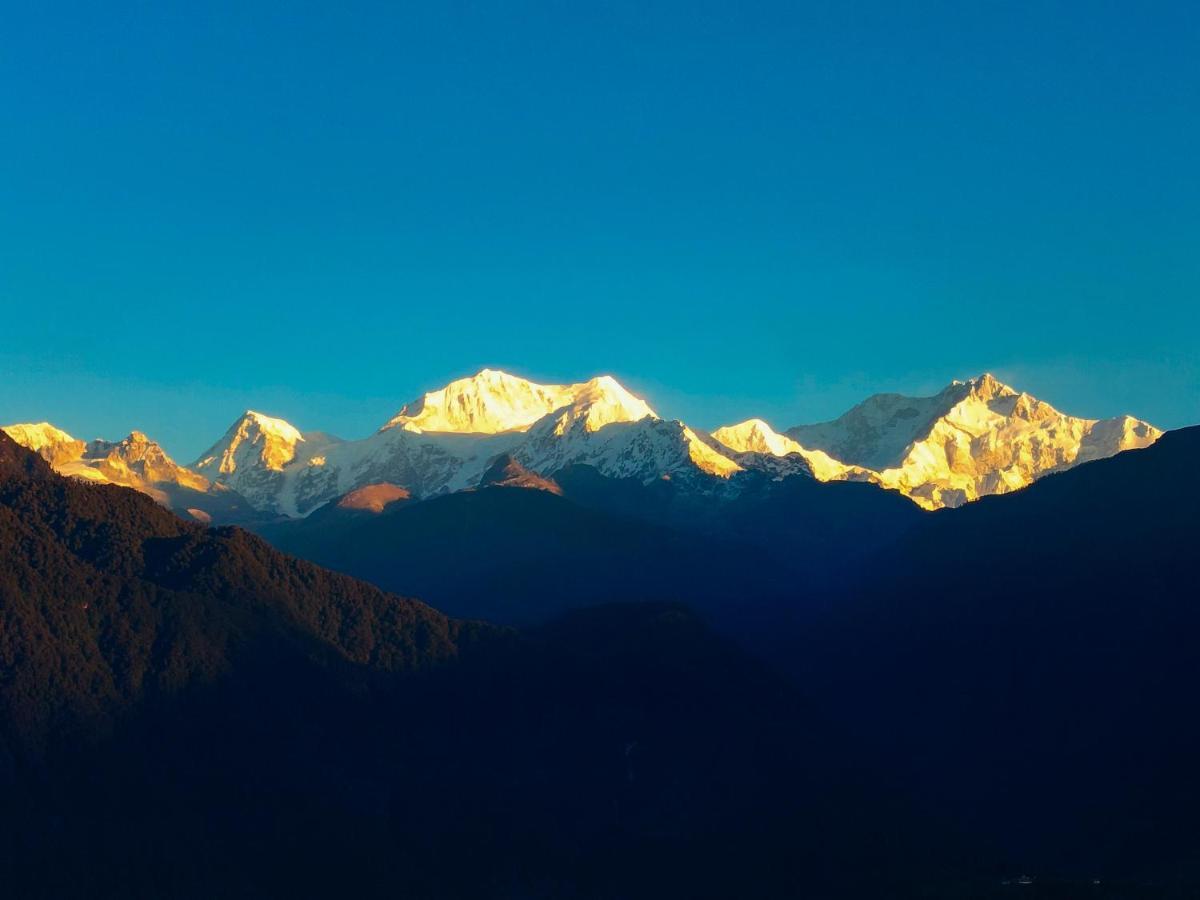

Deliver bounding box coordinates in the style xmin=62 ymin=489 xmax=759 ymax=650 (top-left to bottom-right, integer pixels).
xmin=788 ymin=426 xmax=1200 ymax=888
xmin=6 ymin=424 xmax=1198 ymax=896
xmin=0 ymin=433 xmax=937 ymax=899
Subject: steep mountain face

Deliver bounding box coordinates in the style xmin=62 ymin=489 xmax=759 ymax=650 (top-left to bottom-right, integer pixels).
xmin=0 ymin=431 xmax=928 ymax=898
xmin=714 ymin=374 xmax=1161 ymax=509
xmin=1 ymin=422 xmax=254 ymax=522
xmin=190 ymin=410 xmax=336 ymax=515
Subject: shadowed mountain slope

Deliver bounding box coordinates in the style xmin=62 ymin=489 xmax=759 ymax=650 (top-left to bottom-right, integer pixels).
xmin=0 ymin=431 xmax=943 ymax=899
xmin=257 ymin=458 xmax=926 ymax=629
xmin=258 ymin=479 xmax=778 ymax=626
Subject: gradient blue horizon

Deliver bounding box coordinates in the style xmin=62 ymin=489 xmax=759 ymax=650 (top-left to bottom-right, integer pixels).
xmin=2 ymin=1 xmax=1197 ymax=461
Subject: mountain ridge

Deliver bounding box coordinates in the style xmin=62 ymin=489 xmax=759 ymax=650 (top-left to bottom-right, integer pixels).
xmin=0 ymin=421 xmax=263 ymax=522
xmin=5 ymin=368 xmax=1163 ymax=516
xmin=715 ymin=372 xmax=1161 ymax=509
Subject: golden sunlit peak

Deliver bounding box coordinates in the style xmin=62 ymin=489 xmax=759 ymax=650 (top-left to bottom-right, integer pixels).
xmin=191 ymin=410 xmax=306 ymax=477
xmin=1 ymin=422 xmax=79 ymax=451
xmin=238 ymin=411 xmax=305 ymax=444
xmin=711 ymin=418 xmax=801 ymax=457
xmin=381 ymin=369 xmax=656 ymax=435
xmin=961 ymin=372 xmax=1016 ymax=400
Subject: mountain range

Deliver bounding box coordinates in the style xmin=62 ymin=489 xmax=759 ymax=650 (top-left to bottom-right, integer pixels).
xmin=3 ymin=368 xmax=1161 ymax=520
xmin=1 ymin=399 xmax=1196 ymax=896
xmin=0 ymin=429 xmax=932 ymax=898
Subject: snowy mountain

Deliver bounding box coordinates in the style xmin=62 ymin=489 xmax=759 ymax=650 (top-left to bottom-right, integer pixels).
xmin=0 ymin=422 xmax=87 ymax=468
xmin=381 ymin=369 xmax=655 ymax=435
xmin=192 ymin=370 xmax=739 ymax=516
xmin=191 ymin=410 xmax=340 ymax=515
xmin=711 ymin=373 xmax=1161 ymax=510
xmin=0 ymin=422 xmax=251 ymax=521
xmin=3 ymin=423 xmax=202 ymax=494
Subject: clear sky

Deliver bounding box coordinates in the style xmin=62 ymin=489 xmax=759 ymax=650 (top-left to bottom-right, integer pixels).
xmin=2 ymin=1 xmax=1197 ymax=461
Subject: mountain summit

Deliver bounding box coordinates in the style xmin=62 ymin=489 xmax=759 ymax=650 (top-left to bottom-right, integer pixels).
xmin=381 ymin=369 xmax=656 ymax=435
xmin=194 ymin=410 xmax=309 ymax=475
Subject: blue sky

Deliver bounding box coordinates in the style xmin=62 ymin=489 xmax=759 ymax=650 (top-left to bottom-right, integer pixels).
xmin=2 ymin=1 xmax=1197 ymax=460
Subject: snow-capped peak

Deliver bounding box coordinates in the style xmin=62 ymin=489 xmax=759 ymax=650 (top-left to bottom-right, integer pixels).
xmin=546 ymin=375 xmax=657 ymax=435
xmin=960 ymin=372 xmax=1017 ymax=402
xmin=381 ymin=369 xmax=656 ymax=435
xmin=711 ymin=418 xmax=804 ymax=457
xmin=1 ymin=422 xmax=87 ymax=468
xmin=382 ymin=369 xmax=578 ymax=434
xmin=1 ymin=422 xmax=80 ymax=454
xmin=2 ymin=421 xmax=217 ymax=501
xmin=242 ymin=410 xmax=304 ymax=446
xmin=194 ymin=410 xmax=305 ymax=475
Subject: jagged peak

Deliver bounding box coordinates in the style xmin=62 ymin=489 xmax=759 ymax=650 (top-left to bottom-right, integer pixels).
xmin=193 ymin=409 xmax=305 ymax=474
xmin=85 ymin=430 xmax=160 ymax=453
xmin=89 ymin=430 xmax=176 ymax=462
xmin=960 ymin=372 xmax=1018 ymax=401
xmin=237 ymin=410 xmax=305 ymax=444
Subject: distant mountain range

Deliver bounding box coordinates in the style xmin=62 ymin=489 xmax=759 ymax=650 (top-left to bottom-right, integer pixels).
xmin=2 ymin=369 xmax=1161 ymax=520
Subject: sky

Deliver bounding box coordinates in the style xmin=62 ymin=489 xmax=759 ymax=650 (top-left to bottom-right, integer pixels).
xmin=1 ymin=1 xmax=1197 ymax=461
